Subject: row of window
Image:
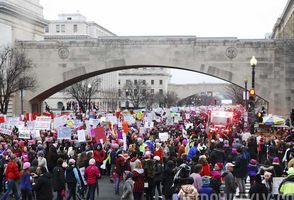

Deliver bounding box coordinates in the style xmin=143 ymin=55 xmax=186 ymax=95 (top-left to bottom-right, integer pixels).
xmin=118 ymin=89 xmax=163 ymax=97
xmin=118 ymin=79 xmax=163 ymax=85
xmin=47 ymin=24 xmax=78 ymax=33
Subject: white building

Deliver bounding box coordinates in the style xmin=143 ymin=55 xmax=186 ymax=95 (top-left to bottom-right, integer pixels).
xmin=118 ymin=67 xmax=171 ymax=108
xmin=44 ymin=13 xmax=119 ymax=111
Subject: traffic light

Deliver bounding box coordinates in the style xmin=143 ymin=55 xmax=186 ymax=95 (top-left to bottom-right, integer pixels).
xmin=256 ymin=112 xmax=263 ymax=123
xmin=249 ymin=89 xmax=255 ymax=97
xmin=248 ymin=88 xmax=255 ymax=112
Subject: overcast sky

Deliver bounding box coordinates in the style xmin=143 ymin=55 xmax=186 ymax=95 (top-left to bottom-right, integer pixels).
xmin=40 ymin=0 xmax=288 ymax=84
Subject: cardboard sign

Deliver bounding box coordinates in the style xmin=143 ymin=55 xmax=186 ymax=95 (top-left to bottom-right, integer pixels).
xmin=94 ymin=127 xmax=107 ymax=143
xmin=35 ymin=116 xmax=51 ymax=130
xmin=53 ymin=115 xmax=67 ymax=129
xmin=272 ymin=177 xmax=285 ymax=194
xmin=57 ymin=127 xmax=72 ymax=140
xmin=159 ymin=132 xmax=169 ymax=142
xmin=77 ymin=130 xmax=86 ymax=142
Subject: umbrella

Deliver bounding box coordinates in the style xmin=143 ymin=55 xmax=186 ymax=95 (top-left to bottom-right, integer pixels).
xmin=263 ymin=115 xmax=285 ymax=125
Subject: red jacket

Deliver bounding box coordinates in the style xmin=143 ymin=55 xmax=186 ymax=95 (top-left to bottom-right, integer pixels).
xmin=132 ymin=168 xmax=145 ymax=192
xmin=154 ymin=147 xmax=164 ymax=161
xmin=85 ymin=165 xmax=100 ymax=185
xmin=200 ymin=163 xmax=211 ymax=177
xmin=6 ymin=160 xmax=20 ymax=181
xmin=93 ymin=149 xmax=106 ymax=163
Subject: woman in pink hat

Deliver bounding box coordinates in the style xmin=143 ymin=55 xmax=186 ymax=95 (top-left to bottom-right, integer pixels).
xmin=20 ymin=162 xmax=32 ymax=200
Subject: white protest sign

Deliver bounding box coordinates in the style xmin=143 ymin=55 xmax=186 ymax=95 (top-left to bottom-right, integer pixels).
xmin=139 ymin=127 xmax=145 ymax=135
xmin=106 ymin=116 xmax=118 ymax=124
xmin=185 ymin=113 xmax=190 ymax=120
xmin=19 ymin=128 xmax=31 ymax=139
xmin=53 ymin=115 xmax=67 ymax=129
xmin=144 ymin=121 xmax=154 ymax=129
xmin=272 ymin=177 xmax=285 ymax=194
xmin=77 ymin=130 xmax=86 ymax=142
xmin=0 ymin=123 xmax=14 ymax=135
xmin=57 ymin=127 xmax=72 ymax=140
xmin=123 ymin=133 xmax=127 ymax=151
xmin=35 ymin=116 xmax=51 ymax=130
xmin=159 ymin=132 xmax=169 ymax=142
xmin=89 ymin=118 xmax=100 ymax=127
xmin=185 ymin=123 xmax=193 ymax=129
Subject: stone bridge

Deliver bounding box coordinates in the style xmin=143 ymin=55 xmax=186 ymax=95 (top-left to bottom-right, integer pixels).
xmin=19 ymin=36 xmax=294 ymax=115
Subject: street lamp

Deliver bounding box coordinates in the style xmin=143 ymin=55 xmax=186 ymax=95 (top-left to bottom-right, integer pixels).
xmin=249 ymin=56 xmax=257 ymax=134
xmin=88 ymin=83 xmax=92 ymax=113
xmin=250 ymin=56 xmax=257 ymax=89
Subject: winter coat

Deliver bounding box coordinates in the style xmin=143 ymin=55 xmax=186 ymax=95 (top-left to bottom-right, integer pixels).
xmin=178 ymin=184 xmax=198 ymax=200
xmin=5 ymin=160 xmax=20 ymax=181
xmin=33 ymin=172 xmax=53 ymax=200
xmin=47 ymin=148 xmax=58 ymax=172
xmin=187 ymin=147 xmax=198 ymax=161
xmin=154 ymin=147 xmax=164 ymax=161
xmin=20 ymin=171 xmax=32 ymax=191
xmin=198 ymin=184 xmax=213 ymax=200
xmin=93 ymin=149 xmax=106 ymax=164
xmin=273 ymin=164 xmax=283 ymax=177
xmin=85 ymin=165 xmax=100 ymax=185
xmin=234 ymin=153 xmax=248 ymax=178
xmin=52 ymin=166 xmax=66 ymax=191
xmin=222 ymin=171 xmax=236 ymax=194
xmin=249 ymin=182 xmax=269 ymax=200
xmin=132 ymin=168 xmax=144 ymax=193
xmin=278 ymin=175 xmax=294 ymax=195
xmin=121 ymin=178 xmax=134 ymax=200
xmin=209 ymin=148 xmax=225 ymax=167
xmin=143 ymin=159 xmax=155 ymax=181
xmin=190 ymin=173 xmax=202 ymax=191
xmin=162 ymin=167 xmax=175 ymax=196
xmin=154 ymin=161 xmax=163 ymax=182
xmin=116 ymin=155 xmax=127 ymax=176
xmin=210 ymin=178 xmax=222 ymax=194
xmin=200 ymin=163 xmax=211 ymax=177
xmin=247 ymin=164 xmax=258 ymax=177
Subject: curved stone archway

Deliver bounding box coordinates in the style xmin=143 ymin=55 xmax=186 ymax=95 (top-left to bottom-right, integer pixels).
xmin=19 ymin=37 xmax=294 ymax=115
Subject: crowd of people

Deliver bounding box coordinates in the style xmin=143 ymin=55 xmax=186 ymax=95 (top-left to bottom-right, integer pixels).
xmin=0 ymin=105 xmax=293 ymax=200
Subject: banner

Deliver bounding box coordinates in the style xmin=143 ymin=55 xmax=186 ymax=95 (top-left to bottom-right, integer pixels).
xmin=57 ymin=127 xmax=72 ymax=140
xmin=159 ymin=132 xmax=169 ymax=142
xmin=35 ymin=116 xmax=51 ymax=130
xmin=53 ymin=115 xmax=67 ymax=129
xmin=94 ymin=127 xmax=107 ymax=143
xmin=77 ymin=130 xmax=86 ymax=142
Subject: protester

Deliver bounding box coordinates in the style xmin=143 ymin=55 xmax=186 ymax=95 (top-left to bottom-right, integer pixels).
xmin=249 ymin=174 xmax=269 ymax=200
xmin=222 ymin=163 xmax=236 ymax=200
xmin=52 ymin=158 xmax=66 ymax=200
xmin=32 ymin=166 xmax=53 ymax=200
xmin=162 ymin=160 xmax=175 ymax=200
xmin=278 ymin=167 xmax=294 ymax=196
xmin=85 ymin=158 xmax=100 ymax=200
xmin=65 ymin=158 xmax=81 ymax=200
xmin=198 ymin=176 xmax=213 ymax=200
xmin=121 ymin=171 xmax=134 ymax=200
xmin=153 ymin=155 xmax=163 ymax=199
xmin=132 ymin=160 xmax=144 ymax=200
xmin=20 ymin=162 xmax=32 ymax=200
xmin=190 ymin=164 xmax=203 ymax=191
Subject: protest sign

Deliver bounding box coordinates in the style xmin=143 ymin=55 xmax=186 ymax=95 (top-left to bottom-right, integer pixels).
xmin=159 ymin=132 xmax=169 ymax=142
xmin=144 ymin=121 xmax=154 ymax=129
xmin=272 ymin=177 xmax=285 ymax=194
xmin=94 ymin=127 xmax=107 ymax=143
xmin=35 ymin=116 xmax=51 ymax=130
xmin=123 ymin=133 xmax=127 ymax=151
xmin=33 ymin=130 xmax=41 ymax=139
xmin=19 ymin=128 xmax=31 ymax=139
xmin=89 ymin=118 xmax=100 ymax=127
xmin=139 ymin=127 xmax=145 ymax=135
xmin=122 ymin=121 xmax=129 ymax=133
xmin=67 ymin=120 xmax=74 ymax=127
xmin=166 ymin=117 xmax=174 ymax=125
xmin=106 ymin=116 xmax=118 ymax=124
xmin=124 ymin=115 xmax=135 ymax=125
xmin=53 ymin=115 xmax=67 ymax=129
xmin=77 ymin=130 xmax=86 ymax=142
xmin=185 ymin=123 xmax=193 ymax=129
xmin=0 ymin=123 xmax=13 ymax=135
xmin=57 ymin=127 xmax=72 ymax=140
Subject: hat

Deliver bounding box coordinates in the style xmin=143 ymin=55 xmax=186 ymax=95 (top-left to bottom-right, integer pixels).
xmin=62 ymin=161 xmax=68 ymax=168
xmin=69 ymin=159 xmax=76 ymax=164
xmin=272 ymin=157 xmax=280 ymax=164
xmin=231 ymin=148 xmax=237 ymax=154
xmin=89 ymin=158 xmax=96 ymax=165
xmin=287 ymin=167 xmax=294 ymax=176
xmin=23 ymin=162 xmax=31 ymax=170
xmin=154 ymin=156 xmax=160 ymax=161
xmin=202 ymin=176 xmax=210 ymax=185
xmin=145 ymin=151 xmax=151 ymax=158
xmin=211 ymin=171 xmax=221 ymax=179
xmin=250 ymin=159 xmax=257 ymax=165
xmin=225 ymin=162 xmax=235 ymax=170
xmin=182 ymin=139 xmax=187 ymax=145
xmin=216 ymin=162 xmax=223 ymax=170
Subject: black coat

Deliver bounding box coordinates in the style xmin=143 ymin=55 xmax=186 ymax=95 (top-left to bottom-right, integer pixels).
xmin=52 ymin=166 xmax=66 ymax=191
xmin=249 ymin=182 xmax=268 ymax=200
xmin=33 ymin=173 xmax=53 ymax=200
xmin=162 ymin=168 xmax=175 ymax=196
xmin=209 ymin=148 xmax=225 ymax=166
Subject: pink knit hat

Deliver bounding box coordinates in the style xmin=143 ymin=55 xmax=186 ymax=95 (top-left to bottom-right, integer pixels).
xmin=89 ymin=158 xmax=96 ymax=165
xmin=23 ymin=162 xmax=31 ymax=170
xmin=272 ymin=157 xmax=280 ymax=164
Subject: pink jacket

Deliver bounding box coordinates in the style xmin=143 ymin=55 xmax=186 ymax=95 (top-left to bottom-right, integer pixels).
xmin=85 ymin=165 xmax=100 ymax=185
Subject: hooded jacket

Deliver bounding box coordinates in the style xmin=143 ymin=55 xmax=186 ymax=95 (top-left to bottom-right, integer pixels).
xmin=132 ymin=168 xmax=144 ymax=193
xmin=121 ymin=173 xmax=134 ymax=200
xmin=178 ymin=184 xmax=198 ymax=200
xmin=222 ymin=171 xmax=236 ymax=194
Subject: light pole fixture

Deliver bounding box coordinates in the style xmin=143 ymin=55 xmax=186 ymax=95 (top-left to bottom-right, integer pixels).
xmin=250 ymin=56 xmax=257 ymax=89
xmin=87 ymin=83 xmax=92 ymax=113
xmin=244 ymin=79 xmax=248 ymax=111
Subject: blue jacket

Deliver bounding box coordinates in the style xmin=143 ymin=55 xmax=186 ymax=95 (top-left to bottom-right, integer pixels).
xmin=187 ymin=147 xmax=198 ymax=161
xmin=247 ymin=164 xmax=258 ymax=177
xmin=199 ymin=184 xmax=213 ymax=198
xmin=20 ymin=172 xmax=32 ymax=191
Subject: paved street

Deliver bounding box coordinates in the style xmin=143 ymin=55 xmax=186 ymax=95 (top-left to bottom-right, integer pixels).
xmin=96 ymin=176 xmax=121 ymax=200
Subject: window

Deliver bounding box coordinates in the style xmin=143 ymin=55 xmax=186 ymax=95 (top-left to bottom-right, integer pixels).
xmin=151 ymin=80 xmax=154 ymax=85
xmin=118 ymin=80 xmax=121 ymax=85
xmin=159 ymin=89 xmax=163 ymax=94
xmin=125 ymin=90 xmax=129 ymax=96
xmin=134 ymin=80 xmax=137 ymax=85
xmin=126 ymin=80 xmax=131 ymax=85
xmin=143 ymin=80 xmax=146 ymax=85
xmin=73 ymin=24 xmax=78 ymax=33
xmin=56 ymin=25 xmax=60 ymax=33
xmin=142 ymin=89 xmax=146 ymax=96
xmin=67 ymin=17 xmax=72 ymax=20
xmin=134 ymin=89 xmax=138 ymax=96
xmin=118 ymin=89 xmax=121 ymax=97
xmin=44 ymin=26 xmax=49 ymax=33
xmin=151 ymin=89 xmax=154 ymax=94
xmin=61 ymin=24 xmax=65 ymax=33
xmin=159 ymin=80 xmax=163 ymax=85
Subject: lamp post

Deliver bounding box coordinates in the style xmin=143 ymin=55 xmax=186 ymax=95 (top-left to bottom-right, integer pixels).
xmin=244 ymin=79 xmax=248 ymax=111
xmin=87 ymin=83 xmax=92 ymax=113
xmin=249 ymin=56 xmax=257 ymax=134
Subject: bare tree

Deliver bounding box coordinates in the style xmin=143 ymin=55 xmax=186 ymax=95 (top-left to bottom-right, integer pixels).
xmin=225 ymin=84 xmax=245 ymax=106
xmin=0 ymin=47 xmax=36 ymax=114
xmin=64 ymin=78 xmax=101 ymax=113
xmin=177 ymin=93 xmax=218 ymax=107
xmin=102 ymin=88 xmax=119 ymax=112
xmin=123 ymin=80 xmax=151 ymax=109
xmin=164 ymin=91 xmax=179 ymax=107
